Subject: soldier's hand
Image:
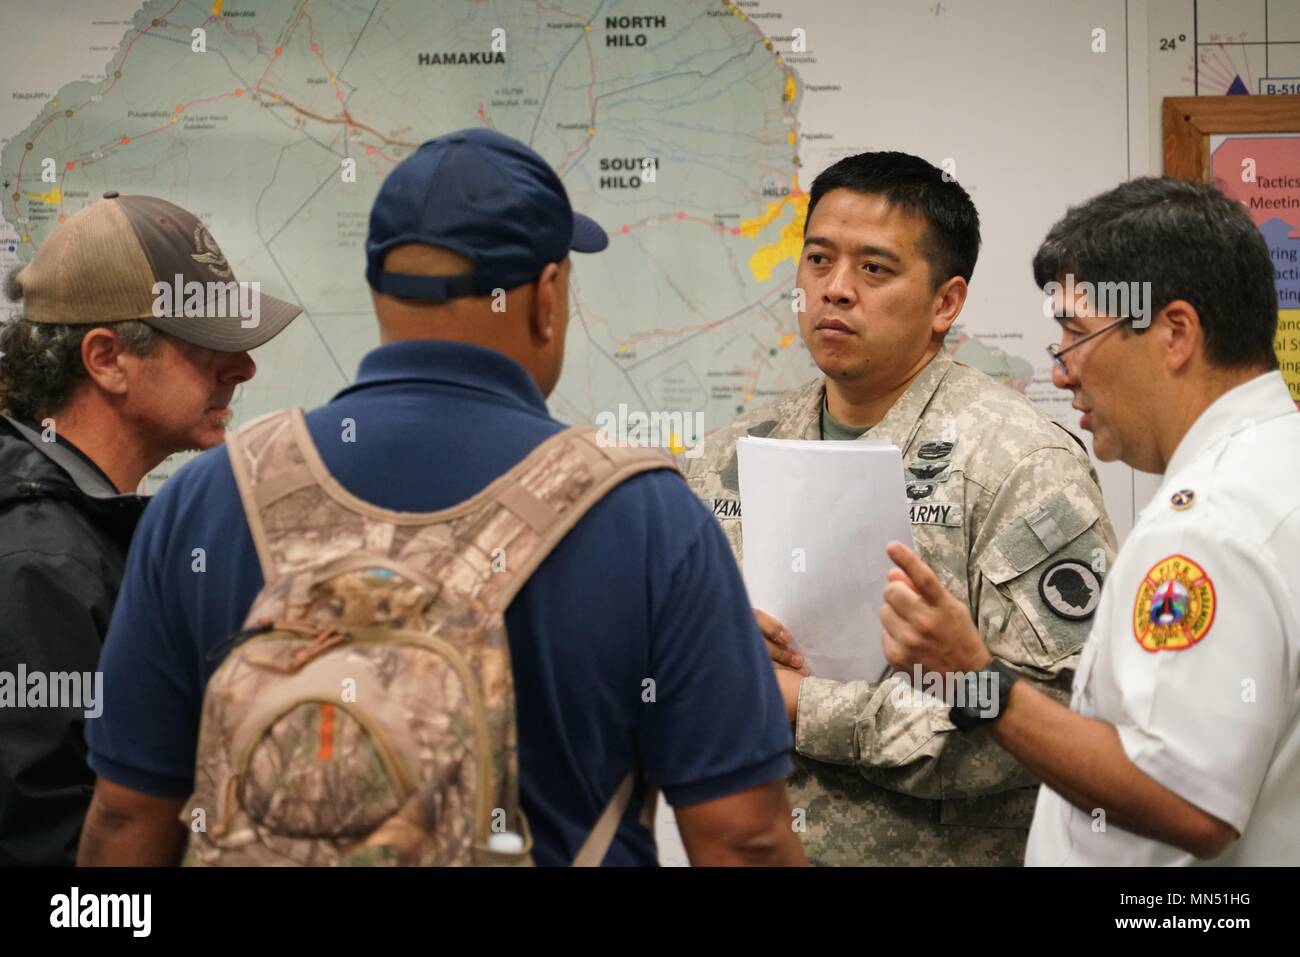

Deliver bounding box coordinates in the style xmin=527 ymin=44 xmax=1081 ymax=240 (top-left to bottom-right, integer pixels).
xmin=772 ymin=665 xmax=803 ymax=724
xmin=754 ymin=608 xmax=810 ymax=676
xmin=880 ymin=541 xmax=989 ymax=680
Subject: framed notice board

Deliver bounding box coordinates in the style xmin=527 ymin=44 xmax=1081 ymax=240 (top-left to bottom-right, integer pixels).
xmin=1164 ymin=95 xmax=1300 ymax=404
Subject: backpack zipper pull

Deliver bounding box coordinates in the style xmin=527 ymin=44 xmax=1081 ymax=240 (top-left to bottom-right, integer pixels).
xmin=206 ymin=619 xmax=276 ymax=661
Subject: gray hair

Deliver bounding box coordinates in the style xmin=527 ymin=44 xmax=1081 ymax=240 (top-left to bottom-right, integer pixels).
xmin=0 ymin=267 xmax=163 ymax=420
xmin=1032 ymin=177 xmax=1278 ymax=370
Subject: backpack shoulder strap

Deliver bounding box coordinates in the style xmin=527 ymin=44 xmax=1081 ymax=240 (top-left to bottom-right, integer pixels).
xmin=225 ymin=408 xmax=311 ymax=583
xmin=477 ymin=425 xmax=683 ymax=612
xmin=474 ymin=427 xmax=676 ymax=866
xmin=571 ymin=771 xmax=659 ymax=867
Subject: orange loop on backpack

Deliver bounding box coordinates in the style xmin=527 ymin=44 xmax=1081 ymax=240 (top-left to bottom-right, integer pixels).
xmin=317 ymin=702 xmax=336 ymax=762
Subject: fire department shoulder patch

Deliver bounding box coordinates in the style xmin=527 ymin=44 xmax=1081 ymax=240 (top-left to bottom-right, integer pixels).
xmin=1132 ymin=554 xmax=1217 ymax=652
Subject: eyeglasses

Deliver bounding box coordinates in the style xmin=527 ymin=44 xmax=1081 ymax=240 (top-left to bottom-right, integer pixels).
xmin=1046 ymin=316 xmax=1134 ymax=373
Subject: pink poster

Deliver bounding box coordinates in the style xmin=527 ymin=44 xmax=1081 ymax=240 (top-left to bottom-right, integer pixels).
xmin=1212 ymin=134 xmax=1300 ymax=404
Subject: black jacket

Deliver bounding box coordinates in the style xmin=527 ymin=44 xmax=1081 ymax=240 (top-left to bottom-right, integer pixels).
xmin=0 ymin=416 xmax=145 ymax=865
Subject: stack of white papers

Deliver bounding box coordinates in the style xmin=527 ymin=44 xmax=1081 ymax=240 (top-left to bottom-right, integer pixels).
xmin=736 ymin=437 xmax=915 ymax=684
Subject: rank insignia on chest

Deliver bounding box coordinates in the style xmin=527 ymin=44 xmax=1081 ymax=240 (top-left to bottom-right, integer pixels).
xmin=915 ymin=440 xmax=955 ymax=461
xmin=1132 ymin=554 xmax=1216 ymax=652
xmin=906 ymin=460 xmax=950 ymax=482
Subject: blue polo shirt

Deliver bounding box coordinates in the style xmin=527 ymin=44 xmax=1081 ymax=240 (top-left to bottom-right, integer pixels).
xmin=87 ymin=340 xmax=792 ymax=865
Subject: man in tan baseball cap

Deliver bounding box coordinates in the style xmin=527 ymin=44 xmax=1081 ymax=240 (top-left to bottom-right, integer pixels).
xmin=0 ymin=192 xmax=300 ymax=864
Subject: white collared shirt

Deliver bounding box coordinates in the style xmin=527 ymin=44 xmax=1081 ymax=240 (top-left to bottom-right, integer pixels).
xmin=1026 ymin=371 xmax=1300 ymax=866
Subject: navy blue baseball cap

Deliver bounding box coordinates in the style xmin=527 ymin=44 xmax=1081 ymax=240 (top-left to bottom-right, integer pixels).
xmin=365 ymin=128 xmax=608 ymax=301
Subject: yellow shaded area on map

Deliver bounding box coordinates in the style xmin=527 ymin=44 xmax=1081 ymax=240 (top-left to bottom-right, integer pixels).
xmin=778 ymin=334 xmax=797 ymax=348
xmin=211 ymin=0 xmax=226 ymax=15
xmin=738 ymin=192 xmax=790 ymax=238
xmin=1276 ymin=309 xmax=1300 ymax=403
xmin=741 ymin=190 xmax=809 ymax=283
xmin=784 ymin=74 xmax=797 ymax=102
xmin=26 ymin=187 xmax=62 ymax=205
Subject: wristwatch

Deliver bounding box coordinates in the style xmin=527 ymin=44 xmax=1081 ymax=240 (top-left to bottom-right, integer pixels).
xmin=948 ymin=659 xmax=1020 ymax=732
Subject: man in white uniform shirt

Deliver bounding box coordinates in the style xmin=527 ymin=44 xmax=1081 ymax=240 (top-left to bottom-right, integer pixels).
xmin=873 ymin=176 xmax=1299 ymax=865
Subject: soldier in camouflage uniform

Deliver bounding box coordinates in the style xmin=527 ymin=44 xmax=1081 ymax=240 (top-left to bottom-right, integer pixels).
xmin=684 ymin=151 xmax=1118 ymax=865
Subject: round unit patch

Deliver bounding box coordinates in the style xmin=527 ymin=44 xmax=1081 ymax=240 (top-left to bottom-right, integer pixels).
xmin=1132 ymin=554 xmax=1216 ymax=652
xmin=1038 ymin=559 xmax=1103 ymax=620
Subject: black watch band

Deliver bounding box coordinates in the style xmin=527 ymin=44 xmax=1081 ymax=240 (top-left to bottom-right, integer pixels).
xmin=948 ymin=659 xmax=1020 ymax=732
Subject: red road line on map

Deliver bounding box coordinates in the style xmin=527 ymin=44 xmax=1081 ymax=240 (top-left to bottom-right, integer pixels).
xmin=301 ymin=10 xmax=339 ymax=79
xmin=12 ymin=0 xmax=185 ymax=211
xmin=583 ymin=31 xmax=596 ymax=122
xmin=530 ymin=1 xmax=586 ymax=20
xmin=619 ymin=317 xmax=736 ymax=347
xmin=612 ymin=212 xmax=735 ymax=236
xmin=11 ymin=0 xmax=418 ymax=230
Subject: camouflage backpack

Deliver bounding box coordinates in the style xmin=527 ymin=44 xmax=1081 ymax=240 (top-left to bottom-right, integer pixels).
xmin=182 ymin=408 xmax=676 ymax=866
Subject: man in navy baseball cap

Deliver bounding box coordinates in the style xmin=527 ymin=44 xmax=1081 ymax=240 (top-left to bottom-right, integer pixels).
xmin=366 ymin=128 xmax=607 ymax=303
xmin=361 ymin=128 xmax=608 ymax=396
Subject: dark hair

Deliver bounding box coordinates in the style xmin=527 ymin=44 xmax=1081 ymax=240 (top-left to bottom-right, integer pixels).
xmin=804 ymin=151 xmax=981 ymax=287
xmin=0 ymin=267 xmax=162 ymax=420
xmin=1032 ymin=177 xmax=1278 ymax=370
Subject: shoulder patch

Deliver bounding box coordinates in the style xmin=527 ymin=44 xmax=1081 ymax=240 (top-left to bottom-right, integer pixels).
xmin=1132 ymin=554 xmax=1216 ymax=652
xmin=1038 ymin=559 xmax=1102 ymax=620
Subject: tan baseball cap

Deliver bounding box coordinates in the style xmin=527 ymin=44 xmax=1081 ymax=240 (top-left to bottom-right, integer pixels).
xmin=13 ymin=192 xmax=302 ymax=350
